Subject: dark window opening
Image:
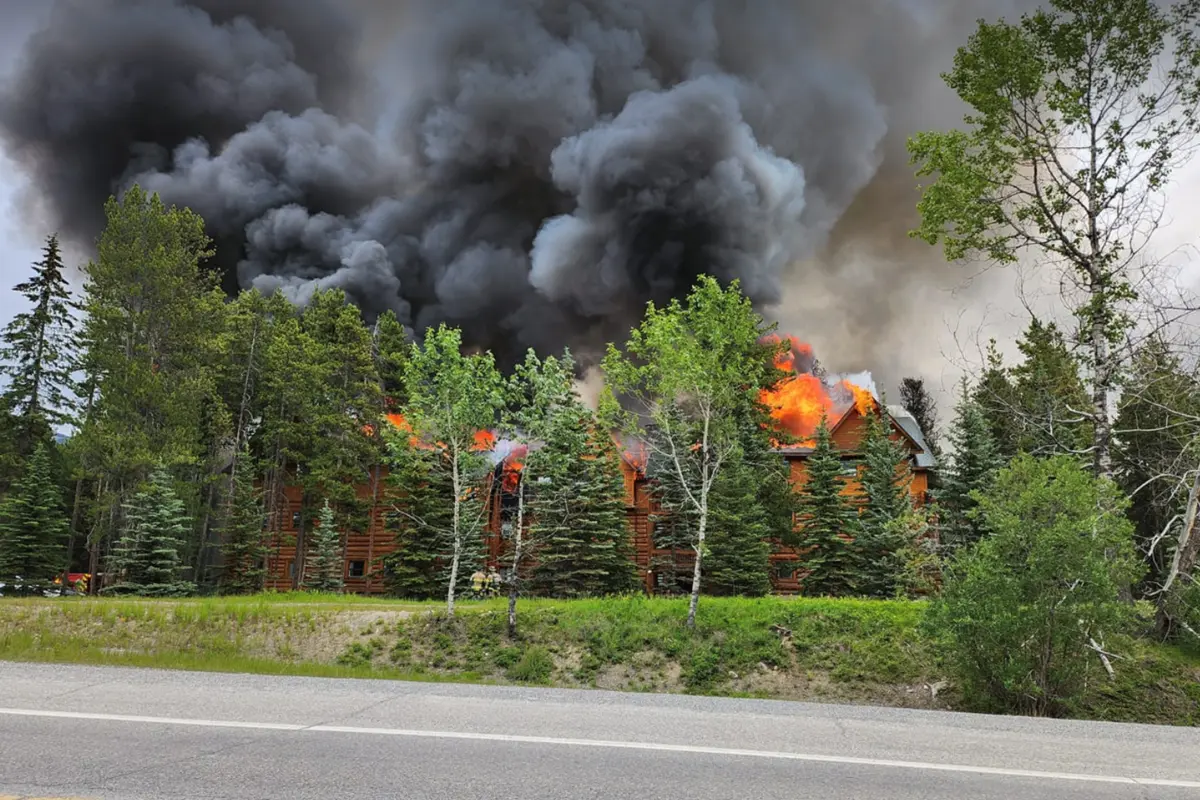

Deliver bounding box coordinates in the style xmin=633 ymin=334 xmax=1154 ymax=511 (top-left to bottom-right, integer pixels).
xmin=291 ymin=511 xmax=302 ymax=529
xmin=347 ymin=560 xmax=366 ymax=579
xmin=772 ymin=561 xmax=800 ymax=581
xmin=286 ymin=560 xmax=296 ymax=579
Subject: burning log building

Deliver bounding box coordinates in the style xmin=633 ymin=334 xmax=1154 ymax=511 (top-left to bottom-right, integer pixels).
xmin=262 ymin=338 xmax=936 ymax=595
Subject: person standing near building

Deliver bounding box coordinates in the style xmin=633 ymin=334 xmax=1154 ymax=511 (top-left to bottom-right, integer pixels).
xmin=471 ymin=568 xmax=486 ymax=599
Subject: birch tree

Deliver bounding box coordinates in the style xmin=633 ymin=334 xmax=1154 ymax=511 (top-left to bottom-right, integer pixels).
xmin=909 ymin=0 xmax=1200 ymax=479
xmin=602 ymin=276 xmax=776 ymax=628
xmin=403 ymin=325 xmax=503 ymax=617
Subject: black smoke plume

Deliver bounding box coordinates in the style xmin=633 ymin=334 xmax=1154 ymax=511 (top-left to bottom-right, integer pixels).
xmin=0 ymin=0 xmax=1032 ymax=368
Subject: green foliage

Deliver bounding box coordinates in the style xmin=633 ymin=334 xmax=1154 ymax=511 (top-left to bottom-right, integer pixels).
xmin=218 ymin=453 xmax=268 ymax=595
xmin=0 ymin=441 xmax=69 ymax=590
xmin=105 ymin=467 xmax=195 ymax=597
xmin=304 ymin=501 xmax=344 ymax=593
xmin=372 ymin=310 xmax=409 ymax=409
xmin=0 ymin=234 xmax=80 ymax=457
xmin=380 ymin=431 xmax=457 ymax=600
xmin=794 ymin=418 xmax=859 ymax=597
xmin=898 ymin=377 xmax=940 ymax=459
xmin=403 ymin=324 xmax=504 ymax=614
xmin=510 ymin=350 xmax=638 ymax=599
xmin=506 ymin=645 xmax=554 ymax=683
xmin=702 ymin=454 xmax=772 ymax=597
xmin=939 ymin=381 xmax=1003 ymax=549
xmin=856 ymin=408 xmax=914 ymax=598
xmin=603 ymin=276 xmax=778 ymax=625
xmin=1114 ymin=337 xmax=1200 ymax=591
xmin=928 ymin=455 xmax=1144 ymax=716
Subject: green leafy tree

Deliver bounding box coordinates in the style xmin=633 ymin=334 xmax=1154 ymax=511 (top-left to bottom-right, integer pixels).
xmin=218 ymin=449 xmax=268 ymax=595
xmin=910 ymin=0 xmax=1200 ymax=479
xmin=0 ymin=235 xmax=80 ymax=459
xmin=939 ymin=382 xmax=1003 ymax=549
xmin=795 ymin=418 xmax=859 ymax=597
xmin=856 ymin=407 xmax=914 ymax=598
xmin=603 ymin=276 xmax=777 ymax=628
xmin=0 ymin=441 xmax=69 ymax=592
xmin=373 ymin=310 xmax=409 ymax=410
xmin=304 ymin=500 xmax=344 ymax=593
xmin=404 ymin=324 xmax=504 ymax=616
xmin=105 ymin=467 xmax=194 ymax=596
xmin=927 ymin=455 xmax=1143 ymax=716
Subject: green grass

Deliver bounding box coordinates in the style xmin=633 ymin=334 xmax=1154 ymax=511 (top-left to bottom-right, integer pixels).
xmin=1 ymin=592 xmax=1195 ymax=725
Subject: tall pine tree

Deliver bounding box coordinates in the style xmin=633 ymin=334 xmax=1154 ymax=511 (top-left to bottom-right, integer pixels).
xmin=856 ymin=407 xmax=913 ymax=597
xmin=0 ymin=234 xmax=79 ymax=458
xmin=795 ymin=417 xmax=859 ymax=596
xmin=899 ymin=377 xmax=941 ymax=460
xmin=218 ymin=449 xmax=268 ymax=595
xmin=0 ymin=442 xmax=68 ymax=592
xmin=939 ymin=381 xmax=1003 ymax=549
xmin=105 ymin=468 xmax=194 ymax=596
xmin=304 ymin=500 xmax=344 ymax=593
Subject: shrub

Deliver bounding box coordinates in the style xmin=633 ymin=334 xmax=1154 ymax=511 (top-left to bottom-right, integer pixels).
xmin=927 ymin=455 xmax=1143 ymax=716
xmin=507 ymin=646 xmax=554 ymax=683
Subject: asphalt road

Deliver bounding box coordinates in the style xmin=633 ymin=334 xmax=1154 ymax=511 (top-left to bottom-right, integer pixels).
xmin=1 ymin=662 xmax=1197 ymax=800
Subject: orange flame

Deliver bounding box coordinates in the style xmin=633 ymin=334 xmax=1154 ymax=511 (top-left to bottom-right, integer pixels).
xmin=759 ymin=335 xmax=874 ymax=445
xmin=616 ymin=437 xmax=648 ymax=474
xmin=500 ymin=444 xmax=527 ymax=493
xmin=472 ymin=429 xmax=497 ymax=451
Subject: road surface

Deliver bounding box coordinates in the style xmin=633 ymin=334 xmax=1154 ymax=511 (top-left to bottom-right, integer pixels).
xmin=1 ymin=662 xmax=1197 ymax=799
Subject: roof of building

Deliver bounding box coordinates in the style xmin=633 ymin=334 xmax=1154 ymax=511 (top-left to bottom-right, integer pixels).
xmin=770 ymin=403 xmax=936 ymax=469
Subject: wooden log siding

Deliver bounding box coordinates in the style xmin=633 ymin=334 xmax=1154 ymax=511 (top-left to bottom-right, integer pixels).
xmin=261 ymin=403 xmax=933 ymax=595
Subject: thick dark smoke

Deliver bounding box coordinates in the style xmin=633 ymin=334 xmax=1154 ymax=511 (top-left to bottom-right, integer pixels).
xmin=0 ymin=0 xmax=1033 ymax=369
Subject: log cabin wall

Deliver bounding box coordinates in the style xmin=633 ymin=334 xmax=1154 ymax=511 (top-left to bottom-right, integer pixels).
xmin=261 ymin=405 xmax=933 ymax=595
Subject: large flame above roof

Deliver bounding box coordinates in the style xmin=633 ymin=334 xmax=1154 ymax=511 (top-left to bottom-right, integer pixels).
xmin=760 ymin=334 xmax=876 ymax=445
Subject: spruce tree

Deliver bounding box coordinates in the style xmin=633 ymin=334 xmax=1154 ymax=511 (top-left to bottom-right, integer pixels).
xmin=973 ymin=341 xmax=1022 ymax=460
xmin=0 ymin=441 xmax=69 ymax=592
xmin=795 ymin=417 xmax=859 ymax=596
xmin=1010 ymin=318 xmax=1092 ymax=457
xmin=219 ymin=452 xmax=268 ymax=595
xmin=703 ymin=454 xmax=772 ymax=597
xmin=381 ymin=431 xmax=453 ymax=600
xmin=899 ymin=377 xmax=941 ymax=459
xmin=0 ymin=235 xmax=80 ymax=455
xmin=856 ymin=407 xmax=913 ymax=597
xmin=940 ymin=382 xmax=1003 ymax=549
xmin=304 ymin=500 xmax=344 ymax=593
xmin=529 ymin=413 xmax=639 ymax=598
xmin=105 ymin=468 xmax=194 ymax=596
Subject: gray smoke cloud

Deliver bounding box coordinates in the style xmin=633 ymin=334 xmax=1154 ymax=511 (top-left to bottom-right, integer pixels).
xmin=0 ymin=0 xmax=1035 ymax=370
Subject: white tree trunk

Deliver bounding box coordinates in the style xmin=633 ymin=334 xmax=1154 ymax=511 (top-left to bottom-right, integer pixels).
xmin=446 ymin=447 xmax=462 ymax=618
xmin=507 ymin=479 xmax=525 ymax=637
xmin=686 ymin=496 xmax=707 ymax=630
xmin=1091 ymin=317 xmax=1114 ymax=479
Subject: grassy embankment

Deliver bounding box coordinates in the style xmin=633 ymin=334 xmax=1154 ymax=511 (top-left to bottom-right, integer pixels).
xmin=1 ymin=593 xmax=1196 ymax=724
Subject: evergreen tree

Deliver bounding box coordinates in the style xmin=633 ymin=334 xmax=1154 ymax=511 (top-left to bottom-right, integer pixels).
xmin=0 ymin=441 xmax=69 ymax=591
xmin=304 ymin=500 xmax=344 ymax=592
xmin=703 ymin=453 xmax=772 ymax=596
xmin=856 ymin=407 xmax=913 ymax=597
xmin=528 ymin=410 xmax=639 ymax=598
xmin=75 ymin=187 xmax=224 ymax=577
xmin=795 ymin=417 xmax=859 ymax=596
xmin=380 ymin=431 xmax=453 ymax=600
xmin=105 ymin=468 xmax=194 ymax=596
xmin=1010 ymin=318 xmax=1092 ymax=457
xmin=373 ymin=310 xmax=409 ymax=409
xmin=973 ymin=341 xmax=1022 ymax=460
xmin=899 ymin=377 xmax=941 ymax=458
xmin=218 ymin=450 xmax=268 ymax=595
xmin=0 ymin=235 xmax=80 ymax=456
xmin=939 ymin=381 xmax=1003 ymax=549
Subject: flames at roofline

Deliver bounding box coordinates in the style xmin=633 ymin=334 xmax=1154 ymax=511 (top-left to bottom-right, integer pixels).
xmin=372 ymin=334 xmax=883 ymax=480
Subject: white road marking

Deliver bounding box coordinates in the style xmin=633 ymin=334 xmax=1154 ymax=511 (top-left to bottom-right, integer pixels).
xmin=1 ymin=707 xmax=1197 ymax=789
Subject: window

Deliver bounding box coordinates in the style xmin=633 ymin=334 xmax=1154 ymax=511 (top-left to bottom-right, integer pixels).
xmin=291 ymin=511 xmax=302 ymax=529
xmin=772 ymin=560 xmax=799 ymax=581
xmin=346 ymin=560 xmax=366 ymax=579
xmin=286 ymin=560 xmax=296 ymax=579
xmin=841 ymin=463 xmax=859 ymax=477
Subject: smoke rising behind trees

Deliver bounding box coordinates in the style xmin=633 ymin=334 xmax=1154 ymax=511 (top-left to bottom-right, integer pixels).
xmin=1 ymin=0 xmax=1036 ymax=373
